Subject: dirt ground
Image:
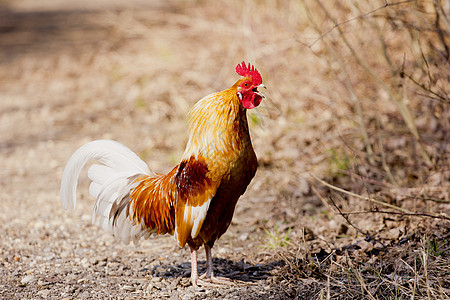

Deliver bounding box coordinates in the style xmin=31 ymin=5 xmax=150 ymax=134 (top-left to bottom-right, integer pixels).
xmin=0 ymin=0 xmax=449 ymax=299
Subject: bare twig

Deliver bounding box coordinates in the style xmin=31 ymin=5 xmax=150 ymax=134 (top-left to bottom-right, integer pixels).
xmin=310 ymin=173 xmax=411 ymax=213
xmin=335 ymin=210 xmax=450 ymax=221
xmin=328 ymin=194 xmax=372 ymax=238
xmin=392 ymin=194 xmax=450 ymax=204
xmin=302 ymin=1 xmax=375 ymax=165
xmin=311 ymin=174 xmax=450 ymax=221
xmin=376 ymin=116 xmax=400 ymax=186
xmin=308 ymin=0 xmax=415 ymax=48
xmin=312 ymin=185 xmax=333 ymax=210
xmin=315 ymin=0 xmax=433 ymax=166
xmin=433 ymin=0 xmax=450 ymax=60
xmin=400 ymin=71 xmax=450 ymax=104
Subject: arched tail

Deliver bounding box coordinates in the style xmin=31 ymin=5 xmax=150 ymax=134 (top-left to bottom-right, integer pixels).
xmin=60 ymin=140 xmax=154 ymax=243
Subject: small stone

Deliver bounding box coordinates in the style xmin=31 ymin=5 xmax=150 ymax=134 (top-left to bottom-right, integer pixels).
xmin=44 ymin=253 xmax=55 ymax=261
xmin=358 ymin=240 xmax=374 ymax=252
xmin=77 ymin=278 xmax=86 ymax=284
xmin=60 ymin=250 xmax=71 ymax=258
xmin=121 ymin=285 xmax=135 ymax=291
xmin=239 ymin=233 xmax=249 ymax=241
xmin=374 ymin=242 xmax=384 ymax=249
xmin=181 ymin=294 xmax=193 ymax=300
xmin=89 ymin=257 xmax=99 ymax=264
xmin=218 ymin=247 xmax=228 ymax=254
xmin=80 ymin=258 xmax=89 ymax=268
xmin=37 ymin=289 xmax=50 ymax=298
xmin=80 ymin=291 xmax=90 ymax=298
xmin=37 ymin=279 xmax=46 ymax=286
xmin=98 ymin=260 xmax=107 ymax=267
xmin=21 ymin=274 xmax=35 ymax=285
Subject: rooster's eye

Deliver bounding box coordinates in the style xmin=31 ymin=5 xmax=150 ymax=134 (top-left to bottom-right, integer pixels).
xmin=244 ymin=83 xmax=248 ymax=87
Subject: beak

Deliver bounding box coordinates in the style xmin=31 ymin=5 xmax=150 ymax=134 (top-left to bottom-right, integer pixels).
xmin=255 ymin=84 xmax=266 ymax=98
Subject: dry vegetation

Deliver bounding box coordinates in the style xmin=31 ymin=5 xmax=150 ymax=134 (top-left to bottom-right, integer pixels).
xmin=0 ymin=0 xmax=449 ymax=299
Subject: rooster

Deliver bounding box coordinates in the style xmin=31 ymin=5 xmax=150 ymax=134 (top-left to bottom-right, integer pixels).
xmin=60 ymin=62 xmax=265 ymax=287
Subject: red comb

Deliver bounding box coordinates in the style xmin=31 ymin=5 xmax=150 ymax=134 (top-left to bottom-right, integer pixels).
xmin=235 ymin=61 xmax=262 ymax=85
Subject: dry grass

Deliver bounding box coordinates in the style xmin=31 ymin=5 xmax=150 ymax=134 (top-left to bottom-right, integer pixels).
xmin=260 ymin=0 xmax=450 ymax=298
xmin=0 ymin=0 xmax=449 ymax=298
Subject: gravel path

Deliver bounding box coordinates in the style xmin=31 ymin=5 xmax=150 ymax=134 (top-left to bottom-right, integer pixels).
xmin=0 ymin=2 xmax=289 ymax=299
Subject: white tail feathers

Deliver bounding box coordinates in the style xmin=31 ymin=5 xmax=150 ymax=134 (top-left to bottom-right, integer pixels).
xmin=60 ymin=140 xmax=151 ymax=209
xmin=60 ymin=140 xmax=154 ymax=244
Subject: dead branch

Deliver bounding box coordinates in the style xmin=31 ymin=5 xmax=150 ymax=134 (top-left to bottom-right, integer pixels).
xmin=311 ymin=174 xmax=450 ymax=221
xmin=327 ymin=194 xmax=373 ymax=239
xmin=337 ymin=210 xmax=450 ymax=221
xmin=310 ymin=173 xmax=411 ymax=213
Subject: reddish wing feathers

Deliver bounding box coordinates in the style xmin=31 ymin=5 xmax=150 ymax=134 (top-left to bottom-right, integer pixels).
xmin=175 ymin=156 xmax=211 ymax=205
xmin=130 ymin=170 xmax=177 ymax=235
xmin=174 ymin=155 xmax=217 ymax=247
xmin=235 ymin=61 xmax=262 ymax=85
xmin=129 ymin=155 xmax=217 ymax=247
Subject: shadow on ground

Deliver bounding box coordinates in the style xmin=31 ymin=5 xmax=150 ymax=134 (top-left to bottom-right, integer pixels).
xmin=150 ymin=258 xmax=284 ymax=283
xmin=0 ymin=3 xmax=176 ymax=64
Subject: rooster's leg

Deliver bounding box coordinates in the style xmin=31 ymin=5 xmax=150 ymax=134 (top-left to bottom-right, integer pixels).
xmin=198 ymin=244 xmax=234 ymax=285
xmin=190 ymin=248 xmax=199 ymax=287
xmin=199 ymin=244 xmax=213 ymax=279
xmin=190 ymin=247 xmax=222 ymax=288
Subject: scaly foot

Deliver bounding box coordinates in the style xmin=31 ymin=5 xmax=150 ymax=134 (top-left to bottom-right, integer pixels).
xmin=195 ymin=275 xmax=235 ymax=287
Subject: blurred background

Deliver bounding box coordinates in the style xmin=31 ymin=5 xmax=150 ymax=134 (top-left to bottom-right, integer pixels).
xmin=0 ymin=0 xmax=449 ymax=298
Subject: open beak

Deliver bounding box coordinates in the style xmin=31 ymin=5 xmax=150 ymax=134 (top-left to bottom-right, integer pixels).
xmin=254 ymin=84 xmax=266 ymax=98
